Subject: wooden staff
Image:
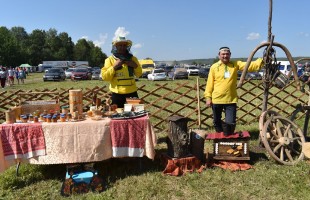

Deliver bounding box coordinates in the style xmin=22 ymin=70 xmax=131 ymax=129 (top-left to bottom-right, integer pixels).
xmin=196 ymin=77 xmax=201 ymax=129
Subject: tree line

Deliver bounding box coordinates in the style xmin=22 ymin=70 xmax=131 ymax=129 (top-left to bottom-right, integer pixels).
xmin=0 ymin=26 xmax=108 ymax=67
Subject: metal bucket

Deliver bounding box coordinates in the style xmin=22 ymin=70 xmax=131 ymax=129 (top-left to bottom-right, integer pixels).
xmin=274 ymin=71 xmax=289 ymax=89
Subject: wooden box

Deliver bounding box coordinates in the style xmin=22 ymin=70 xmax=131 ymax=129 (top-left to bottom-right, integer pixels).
xmin=18 ymin=92 xmax=60 ymax=114
xmin=206 ymin=131 xmax=250 ymax=161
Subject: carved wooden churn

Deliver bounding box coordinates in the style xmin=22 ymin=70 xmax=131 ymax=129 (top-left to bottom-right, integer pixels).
xmin=190 ymin=130 xmax=206 ymax=161
xmin=166 ymin=115 xmax=191 ymax=158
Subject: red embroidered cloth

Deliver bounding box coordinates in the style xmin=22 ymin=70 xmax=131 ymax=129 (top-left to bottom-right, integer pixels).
xmin=206 ymin=131 xmax=250 ymax=140
xmin=211 ymin=161 xmax=253 ymax=171
xmin=0 ymin=123 xmax=46 ymax=160
xmin=161 ymin=154 xmax=205 ymax=176
xmin=110 ymin=115 xmax=148 ymax=157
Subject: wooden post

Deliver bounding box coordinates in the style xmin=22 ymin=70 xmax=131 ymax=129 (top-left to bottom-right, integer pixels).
xmin=196 ymin=77 xmax=201 ymax=129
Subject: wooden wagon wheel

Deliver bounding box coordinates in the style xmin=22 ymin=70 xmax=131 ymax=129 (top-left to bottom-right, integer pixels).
xmin=261 ymin=115 xmax=305 ymax=165
xmin=259 ymin=110 xmax=280 ymax=143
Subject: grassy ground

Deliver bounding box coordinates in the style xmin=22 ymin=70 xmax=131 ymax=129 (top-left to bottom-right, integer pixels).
xmin=0 ymin=73 xmax=310 ymax=200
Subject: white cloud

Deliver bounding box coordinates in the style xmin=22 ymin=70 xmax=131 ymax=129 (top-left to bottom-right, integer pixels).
xmin=298 ymin=32 xmax=309 ymax=37
xmin=113 ymin=27 xmax=130 ymax=41
xmin=132 ymin=43 xmax=142 ymax=49
xmin=81 ymin=36 xmax=88 ymax=40
xmin=94 ymin=33 xmax=108 ymax=48
xmin=246 ymin=32 xmax=261 ymax=40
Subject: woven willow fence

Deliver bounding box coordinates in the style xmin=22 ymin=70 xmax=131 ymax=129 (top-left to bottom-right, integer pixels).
xmin=0 ymin=79 xmax=308 ymax=133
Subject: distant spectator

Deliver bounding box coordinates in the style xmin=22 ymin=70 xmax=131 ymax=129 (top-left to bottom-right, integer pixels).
xmin=19 ymin=67 xmax=26 ymax=84
xmin=0 ymin=66 xmax=7 ymax=88
xmin=7 ymin=67 xmax=14 ymax=86
xmin=15 ymin=67 xmax=20 ymax=84
xmin=301 ymin=62 xmax=310 ymax=83
xmin=23 ymin=68 xmax=27 ymax=78
xmin=300 ymin=62 xmax=310 ymax=92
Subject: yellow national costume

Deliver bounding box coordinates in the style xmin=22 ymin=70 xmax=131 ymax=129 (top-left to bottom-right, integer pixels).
xmin=204 ymin=58 xmax=264 ymax=104
xmin=101 ymin=55 xmax=142 ymax=94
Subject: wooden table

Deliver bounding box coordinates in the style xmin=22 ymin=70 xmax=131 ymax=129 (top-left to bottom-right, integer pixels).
xmin=0 ymin=115 xmax=156 ymax=173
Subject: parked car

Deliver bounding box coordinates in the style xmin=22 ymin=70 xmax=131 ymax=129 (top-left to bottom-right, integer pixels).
xmin=91 ymin=67 xmax=101 ymax=72
xmin=186 ymin=66 xmax=199 ymax=76
xmin=43 ymin=68 xmax=66 ymax=82
xmin=91 ymin=70 xmax=101 ymax=80
xmin=168 ymin=68 xmax=189 ymax=80
xmin=163 ymin=66 xmax=174 ymax=76
xmin=237 ymin=71 xmax=262 ymax=80
xmin=198 ymin=67 xmax=210 ymax=78
xmin=277 ymin=61 xmax=291 ymax=76
xmin=141 ymin=70 xmax=151 ymax=78
xmin=258 ymin=69 xmax=265 ymax=77
xmin=140 ymin=59 xmax=155 ymax=78
xmin=65 ymin=68 xmax=74 ymax=79
xmin=71 ymin=68 xmax=92 ymax=80
xmin=147 ymin=69 xmax=166 ymax=81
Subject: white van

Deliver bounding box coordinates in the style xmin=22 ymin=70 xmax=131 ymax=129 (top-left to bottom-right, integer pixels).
xmin=277 ymin=61 xmax=292 ymax=76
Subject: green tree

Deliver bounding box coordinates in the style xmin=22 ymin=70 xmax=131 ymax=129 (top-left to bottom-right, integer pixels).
xmin=0 ymin=26 xmax=19 ymax=66
xmin=89 ymin=46 xmax=107 ymax=67
xmin=45 ymin=28 xmax=66 ymax=60
xmin=28 ymin=29 xmax=46 ymax=65
xmin=0 ymin=26 xmax=109 ymax=67
xmin=74 ymin=38 xmax=91 ymax=61
xmin=10 ymin=26 xmax=29 ymax=65
xmin=58 ymin=32 xmax=74 ymax=60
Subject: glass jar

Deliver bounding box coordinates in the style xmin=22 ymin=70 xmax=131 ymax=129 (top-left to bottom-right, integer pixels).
xmin=52 ymin=115 xmax=57 ymax=123
xmin=67 ymin=113 xmax=72 ymax=121
xmin=46 ymin=114 xmax=52 ymax=123
xmin=40 ymin=114 xmax=45 ymax=121
xmin=60 ymin=114 xmax=66 ymax=122
xmin=28 ymin=114 xmax=34 ymax=122
xmin=34 ymin=116 xmax=39 ymax=123
xmin=21 ymin=115 xmax=28 ymax=123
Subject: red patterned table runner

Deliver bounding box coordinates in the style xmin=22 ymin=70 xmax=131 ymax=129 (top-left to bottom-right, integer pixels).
xmin=110 ymin=115 xmax=148 ymax=157
xmin=0 ymin=123 xmax=46 ymax=160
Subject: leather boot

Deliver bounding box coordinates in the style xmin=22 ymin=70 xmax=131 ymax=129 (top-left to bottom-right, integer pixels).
xmin=215 ymin=121 xmax=223 ymax=133
xmin=223 ymin=123 xmax=236 ymax=136
xmin=230 ymin=124 xmax=236 ymax=135
xmin=222 ymin=122 xmax=229 ymax=136
xmin=215 ymin=126 xmax=223 ymax=133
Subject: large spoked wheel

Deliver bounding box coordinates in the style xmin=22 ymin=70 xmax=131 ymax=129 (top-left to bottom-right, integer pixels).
xmin=261 ymin=115 xmax=305 ymax=165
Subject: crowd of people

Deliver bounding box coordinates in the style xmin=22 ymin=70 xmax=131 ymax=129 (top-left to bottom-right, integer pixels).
xmin=0 ymin=66 xmax=27 ymax=89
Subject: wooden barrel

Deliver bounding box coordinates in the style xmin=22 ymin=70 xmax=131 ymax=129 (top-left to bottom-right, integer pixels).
xmin=5 ymin=109 xmax=16 ymax=124
xmin=69 ymin=89 xmax=83 ymax=115
xmin=11 ymin=106 xmax=22 ymax=120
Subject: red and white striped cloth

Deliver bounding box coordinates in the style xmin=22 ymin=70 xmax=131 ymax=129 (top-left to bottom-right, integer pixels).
xmin=110 ymin=115 xmax=150 ymax=158
xmin=0 ymin=123 xmax=46 ymax=160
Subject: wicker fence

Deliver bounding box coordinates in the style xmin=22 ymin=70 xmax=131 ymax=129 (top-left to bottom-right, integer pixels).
xmin=0 ymin=79 xmax=308 ymax=133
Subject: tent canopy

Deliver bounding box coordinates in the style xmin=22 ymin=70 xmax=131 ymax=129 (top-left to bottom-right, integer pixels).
xmin=19 ymin=64 xmax=32 ymax=68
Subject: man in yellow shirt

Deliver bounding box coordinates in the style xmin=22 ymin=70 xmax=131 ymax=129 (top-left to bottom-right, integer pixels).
xmin=204 ymin=47 xmax=264 ymax=135
xmin=101 ymin=36 xmax=142 ymax=108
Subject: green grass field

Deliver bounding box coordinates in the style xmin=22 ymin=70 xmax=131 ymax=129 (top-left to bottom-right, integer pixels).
xmin=0 ymin=73 xmax=309 ymax=200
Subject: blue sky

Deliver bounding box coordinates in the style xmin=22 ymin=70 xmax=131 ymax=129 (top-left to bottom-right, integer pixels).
xmin=1 ymin=0 xmax=309 ymax=61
